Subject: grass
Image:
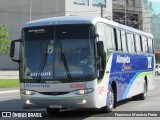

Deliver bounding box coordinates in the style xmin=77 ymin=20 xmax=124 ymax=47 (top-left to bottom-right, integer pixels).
xmin=0 ymin=79 xmax=19 ymax=88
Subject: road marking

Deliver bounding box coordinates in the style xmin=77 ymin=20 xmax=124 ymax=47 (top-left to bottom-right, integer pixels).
xmin=0 ymin=90 xmax=19 ymax=94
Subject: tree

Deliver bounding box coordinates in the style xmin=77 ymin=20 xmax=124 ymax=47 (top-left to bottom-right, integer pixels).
xmin=0 ymin=25 xmax=10 ymax=53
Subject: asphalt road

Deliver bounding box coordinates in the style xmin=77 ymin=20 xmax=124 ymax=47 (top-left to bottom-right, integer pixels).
xmin=0 ymin=76 xmax=160 ymax=119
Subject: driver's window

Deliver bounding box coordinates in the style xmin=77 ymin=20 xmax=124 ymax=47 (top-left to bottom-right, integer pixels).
xmin=96 ymin=23 xmax=107 ymax=80
xmin=96 ymin=23 xmax=107 ymax=53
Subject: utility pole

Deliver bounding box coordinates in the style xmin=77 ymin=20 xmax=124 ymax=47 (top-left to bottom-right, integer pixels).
xmin=124 ymin=0 xmax=127 ymax=25
xmin=30 ymin=0 xmax=32 ymax=21
xmin=101 ymin=4 xmax=103 ymax=17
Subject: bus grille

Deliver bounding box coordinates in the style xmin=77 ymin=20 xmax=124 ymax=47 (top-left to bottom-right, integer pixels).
xmin=39 ymin=92 xmax=70 ymax=96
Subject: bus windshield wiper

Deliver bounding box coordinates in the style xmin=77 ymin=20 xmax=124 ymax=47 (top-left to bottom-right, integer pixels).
xmin=36 ymin=52 xmax=47 ymax=82
xmin=60 ymin=43 xmax=73 ymax=82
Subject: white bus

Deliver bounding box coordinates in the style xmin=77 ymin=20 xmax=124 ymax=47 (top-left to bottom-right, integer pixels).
xmin=10 ymin=16 xmax=155 ymax=113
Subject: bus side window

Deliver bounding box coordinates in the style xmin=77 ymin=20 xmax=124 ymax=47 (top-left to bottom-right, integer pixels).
xmin=131 ymin=33 xmax=136 ymax=53
xmin=142 ymin=36 xmax=149 ymax=53
xmin=140 ymin=36 xmax=143 ymax=52
xmin=121 ymin=30 xmax=127 ymax=52
xmin=105 ymin=26 xmax=115 ymax=51
xmin=146 ymin=37 xmax=149 ymax=53
xmin=117 ymin=29 xmax=122 ymax=51
xmin=111 ymin=28 xmax=118 ymax=51
xmin=126 ymin=32 xmax=132 ymax=53
xmin=152 ymin=39 xmax=154 ymax=53
xmin=135 ymin=34 xmax=142 ymax=53
xmin=96 ymin=22 xmax=107 ymax=53
xmin=148 ymin=38 xmax=154 ymax=54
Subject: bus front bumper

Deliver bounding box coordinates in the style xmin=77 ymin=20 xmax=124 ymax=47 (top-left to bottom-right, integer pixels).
xmin=21 ymin=91 xmax=99 ymax=109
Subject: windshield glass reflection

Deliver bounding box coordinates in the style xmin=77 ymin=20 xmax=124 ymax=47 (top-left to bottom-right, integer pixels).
xmin=22 ymin=25 xmax=95 ymax=81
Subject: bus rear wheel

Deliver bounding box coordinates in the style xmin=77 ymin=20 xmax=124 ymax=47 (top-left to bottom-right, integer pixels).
xmin=132 ymin=81 xmax=147 ymax=100
xmin=138 ymin=81 xmax=147 ymax=100
xmin=156 ymin=71 xmax=158 ymax=76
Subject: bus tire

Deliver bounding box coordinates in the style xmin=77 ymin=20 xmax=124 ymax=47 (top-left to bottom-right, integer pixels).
xmin=138 ymin=81 xmax=147 ymax=100
xmin=156 ymin=71 xmax=158 ymax=76
xmin=101 ymin=87 xmax=115 ymax=112
xmin=132 ymin=95 xmax=139 ymax=101
xmin=46 ymin=108 xmax=60 ymax=114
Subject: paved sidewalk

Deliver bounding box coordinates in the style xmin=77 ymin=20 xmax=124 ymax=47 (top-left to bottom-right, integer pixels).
xmin=0 ymin=71 xmax=19 ymax=79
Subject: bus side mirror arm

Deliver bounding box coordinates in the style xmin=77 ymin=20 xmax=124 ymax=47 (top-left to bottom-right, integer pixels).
xmin=10 ymin=39 xmax=21 ymax=63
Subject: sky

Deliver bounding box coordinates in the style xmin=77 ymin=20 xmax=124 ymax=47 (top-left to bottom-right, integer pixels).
xmin=148 ymin=0 xmax=160 ymax=14
xmin=148 ymin=0 xmax=160 ymax=2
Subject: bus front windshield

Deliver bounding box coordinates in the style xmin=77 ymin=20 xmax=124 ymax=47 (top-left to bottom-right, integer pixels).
xmin=22 ymin=25 xmax=96 ymax=82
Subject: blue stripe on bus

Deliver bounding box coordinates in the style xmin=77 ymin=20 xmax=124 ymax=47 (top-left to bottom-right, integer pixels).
xmin=123 ymin=72 xmax=140 ymax=99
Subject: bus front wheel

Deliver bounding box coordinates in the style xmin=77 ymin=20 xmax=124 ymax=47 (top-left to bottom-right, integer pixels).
xmin=101 ymin=87 xmax=116 ymax=112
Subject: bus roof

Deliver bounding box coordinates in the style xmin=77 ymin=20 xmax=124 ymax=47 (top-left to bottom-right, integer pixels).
xmin=25 ymin=16 xmax=153 ymax=38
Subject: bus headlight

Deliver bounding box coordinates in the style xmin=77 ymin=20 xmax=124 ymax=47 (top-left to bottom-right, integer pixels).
xmin=21 ymin=90 xmax=35 ymax=95
xmin=73 ymin=88 xmax=94 ymax=95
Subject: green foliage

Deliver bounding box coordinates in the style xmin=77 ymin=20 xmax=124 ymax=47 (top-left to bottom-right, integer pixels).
xmin=0 ymin=25 xmax=10 ymax=53
xmin=0 ymin=79 xmax=19 ymax=88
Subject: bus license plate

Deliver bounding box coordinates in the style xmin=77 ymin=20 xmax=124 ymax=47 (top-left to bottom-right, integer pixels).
xmin=49 ymin=105 xmax=62 ymax=108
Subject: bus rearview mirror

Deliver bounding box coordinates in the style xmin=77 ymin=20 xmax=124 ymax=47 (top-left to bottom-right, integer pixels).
xmin=97 ymin=41 xmax=105 ymax=57
xmin=10 ymin=39 xmax=21 ymax=62
xmin=10 ymin=41 xmax=15 ymax=58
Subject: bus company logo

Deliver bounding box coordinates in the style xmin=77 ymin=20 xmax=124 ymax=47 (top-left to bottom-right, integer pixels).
xmin=116 ymin=55 xmax=130 ymax=64
xmin=147 ymin=57 xmax=152 ymax=68
xmin=25 ymin=83 xmax=51 ymax=88
xmin=70 ymin=83 xmax=86 ymax=88
xmin=30 ymin=72 xmax=51 ymax=77
xmin=122 ymin=63 xmax=132 ymax=71
xmin=98 ymin=86 xmax=104 ymax=94
xmin=28 ymin=29 xmax=45 ymax=33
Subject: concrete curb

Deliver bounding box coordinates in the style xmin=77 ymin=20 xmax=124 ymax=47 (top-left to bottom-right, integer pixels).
xmin=0 ymin=90 xmax=19 ymax=94
xmin=0 ymin=87 xmax=19 ymax=94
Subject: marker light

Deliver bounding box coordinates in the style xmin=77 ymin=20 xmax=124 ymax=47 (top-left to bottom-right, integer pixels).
xmin=73 ymin=88 xmax=94 ymax=95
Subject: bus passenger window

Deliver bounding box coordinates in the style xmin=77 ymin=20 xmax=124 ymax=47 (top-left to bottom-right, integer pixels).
xmin=121 ymin=30 xmax=127 ymax=52
xmin=111 ymin=28 xmax=118 ymax=51
xmin=131 ymin=33 xmax=136 ymax=53
xmin=135 ymin=34 xmax=142 ymax=53
xmin=117 ymin=29 xmax=122 ymax=51
xmin=105 ymin=26 xmax=115 ymax=51
xmin=148 ymin=38 xmax=154 ymax=54
xmin=145 ymin=37 xmax=149 ymax=53
xmin=126 ymin=32 xmax=132 ymax=53
xmin=140 ymin=36 xmax=143 ymax=52
xmin=142 ymin=36 xmax=149 ymax=53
